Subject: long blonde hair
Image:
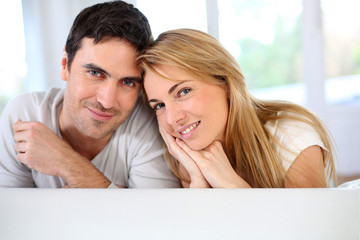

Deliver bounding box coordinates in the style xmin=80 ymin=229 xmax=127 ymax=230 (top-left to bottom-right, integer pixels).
xmin=137 ymin=28 xmax=336 ymax=187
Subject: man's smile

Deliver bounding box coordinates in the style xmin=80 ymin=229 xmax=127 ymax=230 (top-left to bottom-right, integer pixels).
xmin=87 ymin=107 xmax=115 ymax=122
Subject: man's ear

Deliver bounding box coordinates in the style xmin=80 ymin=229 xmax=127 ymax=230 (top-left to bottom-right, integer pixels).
xmin=60 ymin=47 xmax=69 ymax=81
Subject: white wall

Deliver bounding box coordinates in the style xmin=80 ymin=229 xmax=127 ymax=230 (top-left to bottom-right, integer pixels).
xmin=325 ymin=107 xmax=360 ymax=175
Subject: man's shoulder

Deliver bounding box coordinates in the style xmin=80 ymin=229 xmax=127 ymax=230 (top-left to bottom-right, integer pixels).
xmin=127 ymin=96 xmax=156 ymax=122
xmin=7 ymin=88 xmax=64 ymax=107
xmin=31 ymin=88 xmax=65 ymax=106
xmin=1 ymin=88 xmax=65 ymax=124
xmin=116 ymin=96 xmax=159 ymax=136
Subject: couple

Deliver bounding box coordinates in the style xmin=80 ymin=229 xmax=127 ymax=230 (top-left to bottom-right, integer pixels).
xmin=0 ymin=1 xmax=336 ymax=188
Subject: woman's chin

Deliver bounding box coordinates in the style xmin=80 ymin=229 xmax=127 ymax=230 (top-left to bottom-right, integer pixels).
xmin=184 ymin=140 xmax=210 ymax=151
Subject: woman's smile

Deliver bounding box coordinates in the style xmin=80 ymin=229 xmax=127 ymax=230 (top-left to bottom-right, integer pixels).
xmin=178 ymin=121 xmax=200 ymax=138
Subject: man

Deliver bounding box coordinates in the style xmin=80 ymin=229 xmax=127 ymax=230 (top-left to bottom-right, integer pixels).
xmin=0 ymin=1 xmax=180 ymax=188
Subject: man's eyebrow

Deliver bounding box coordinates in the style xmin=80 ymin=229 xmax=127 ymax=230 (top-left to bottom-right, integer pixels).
xmin=124 ymin=76 xmax=142 ymax=83
xmin=148 ymin=80 xmax=190 ymax=104
xmin=83 ymin=63 xmax=142 ymax=82
xmin=83 ymin=63 xmax=110 ymax=77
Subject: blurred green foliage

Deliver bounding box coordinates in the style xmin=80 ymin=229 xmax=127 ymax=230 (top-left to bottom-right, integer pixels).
xmin=352 ymin=43 xmax=360 ymax=74
xmin=238 ymin=16 xmax=302 ymax=90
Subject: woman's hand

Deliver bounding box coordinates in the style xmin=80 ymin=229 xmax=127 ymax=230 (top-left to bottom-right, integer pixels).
xmin=159 ymin=127 xmax=210 ymax=188
xmin=175 ymin=139 xmax=250 ymax=188
xmin=160 ymin=127 xmax=250 ymax=188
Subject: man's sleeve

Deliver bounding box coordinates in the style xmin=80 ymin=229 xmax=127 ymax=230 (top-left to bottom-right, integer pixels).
xmin=0 ymin=96 xmax=35 ymax=187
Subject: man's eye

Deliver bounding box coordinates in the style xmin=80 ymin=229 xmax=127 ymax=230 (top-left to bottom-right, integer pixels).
xmin=179 ymin=88 xmax=190 ymax=96
xmin=89 ymin=70 xmax=102 ymax=77
xmin=122 ymin=80 xmax=135 ymax=87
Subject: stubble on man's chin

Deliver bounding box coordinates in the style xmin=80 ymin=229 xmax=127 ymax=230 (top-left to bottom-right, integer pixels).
xmin=76 ymin=101 xmax=123 ymax=138
xmin=82 ymin=118 xmax=123 ymax=139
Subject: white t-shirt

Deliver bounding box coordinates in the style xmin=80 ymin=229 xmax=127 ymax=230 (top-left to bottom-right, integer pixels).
xmin=264 ymin=112 xmax=332 ymax=186
xmin=0 ymin=88 xmax=180 ymax=188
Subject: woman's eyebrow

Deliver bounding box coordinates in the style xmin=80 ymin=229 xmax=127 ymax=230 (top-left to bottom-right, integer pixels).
xmin=148 ymin=80 xmax=191 ymax=104
xmin=168 ymin=80 xmax=189 ymax=95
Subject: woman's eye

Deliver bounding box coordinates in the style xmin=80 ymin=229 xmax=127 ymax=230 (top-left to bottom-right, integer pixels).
xmin=153 ymin=103 xmax=165 ymax=111
xmin=179 ymin=88 xmax=191 ymax=96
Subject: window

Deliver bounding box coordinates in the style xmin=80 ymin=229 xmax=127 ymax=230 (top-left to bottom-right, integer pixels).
xmin=217 ymin=0 xmax=360 ymax=106
xmin=136 ymin=0 xmax=207 ymax=38
xmin=218 ymin=0 xmax=303 ymax=91
xmin=0 ymin=0 xmax=26 ymax=114
xmin=321 ymin=0 xmax=360 ymax=105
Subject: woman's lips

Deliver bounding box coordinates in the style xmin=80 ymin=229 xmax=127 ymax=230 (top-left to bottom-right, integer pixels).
xmin=87 ymin=107 xmax=114 ymax=122
xmin=178 ymin=121 xmax=200 ymax=138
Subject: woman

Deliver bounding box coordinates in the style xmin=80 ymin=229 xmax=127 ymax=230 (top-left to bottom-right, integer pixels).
xmin=137 ymin=29 xmax=337 ymax=188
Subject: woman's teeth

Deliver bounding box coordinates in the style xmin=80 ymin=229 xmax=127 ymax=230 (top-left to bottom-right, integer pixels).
xmin=181 ymin=122 xmax=199 ymax=134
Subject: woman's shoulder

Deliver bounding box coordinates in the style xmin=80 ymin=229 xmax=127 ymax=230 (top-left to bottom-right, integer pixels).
xmin=264 ymin=110 xmax=326 ymax=158
xmin=265 ymin=111 xmax=327 ymax=169
xmin=264 ymin=111 xmax=316 ymax=139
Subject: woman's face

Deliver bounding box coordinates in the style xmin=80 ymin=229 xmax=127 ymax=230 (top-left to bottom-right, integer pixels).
xmin=144 ymin=64 xmax=229 ymax=150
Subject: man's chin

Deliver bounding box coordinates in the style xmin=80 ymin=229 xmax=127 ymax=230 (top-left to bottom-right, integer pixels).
xmin=81 ymin=124 xmax=118 ymax=140
xmin=85 ymin=130 xmax=114 ymax=140
xmin=76 ymin=117 xmax=124 ymax=139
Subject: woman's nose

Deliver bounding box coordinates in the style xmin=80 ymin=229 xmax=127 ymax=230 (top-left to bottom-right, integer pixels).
xmin=166 ymin=103 xmax=186 ymax=126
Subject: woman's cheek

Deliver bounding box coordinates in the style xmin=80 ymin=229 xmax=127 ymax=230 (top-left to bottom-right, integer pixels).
xmin=158 ymin=118 xmax=174 ymax=136
xmin=156 ymin=115 xmax=167 ymax=128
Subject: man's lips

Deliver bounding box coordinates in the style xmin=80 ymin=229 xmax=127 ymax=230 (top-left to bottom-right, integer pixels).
xmin=87 ymin=107 xmax=114 ymax=121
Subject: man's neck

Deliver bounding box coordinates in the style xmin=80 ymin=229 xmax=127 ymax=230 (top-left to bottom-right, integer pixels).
xmin=61 ymin=130 xmax=110 ymax=160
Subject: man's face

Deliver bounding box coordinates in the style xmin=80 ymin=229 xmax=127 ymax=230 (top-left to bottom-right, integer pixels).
xmin=60 ymin=37 xmax=141 ymax=140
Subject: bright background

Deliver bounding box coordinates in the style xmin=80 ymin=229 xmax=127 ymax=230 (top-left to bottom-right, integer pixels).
xmin=1 ymin=0 xmax=359 ymax=179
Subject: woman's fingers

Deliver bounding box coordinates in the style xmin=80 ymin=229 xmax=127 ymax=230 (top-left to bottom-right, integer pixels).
xmin=175 ymin=138 xmax=204 ymax=162
xmin=158 ymin=127 xmax=208 ymax=186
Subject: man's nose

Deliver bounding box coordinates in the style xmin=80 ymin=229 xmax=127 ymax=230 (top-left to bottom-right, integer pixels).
xmin=97 ymin=81 xmax=117 ymax=109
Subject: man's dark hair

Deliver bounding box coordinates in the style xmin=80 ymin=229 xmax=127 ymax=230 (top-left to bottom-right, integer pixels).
xmin=65 ymin=1 xmax=153 ymax=69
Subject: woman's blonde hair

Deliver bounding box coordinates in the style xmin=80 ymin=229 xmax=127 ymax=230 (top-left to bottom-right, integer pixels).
xmin=137 ymin=28 xmax=336 ymax=187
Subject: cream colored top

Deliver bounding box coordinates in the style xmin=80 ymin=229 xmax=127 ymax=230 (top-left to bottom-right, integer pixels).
xmin=264 ymin=112 xmax=332 ymax=186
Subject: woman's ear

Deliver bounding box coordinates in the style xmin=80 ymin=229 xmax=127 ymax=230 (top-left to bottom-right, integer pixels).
xmin=60 ymin=47 xmax=69 ymax=81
